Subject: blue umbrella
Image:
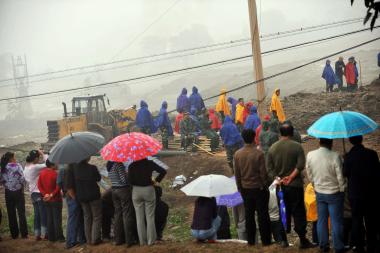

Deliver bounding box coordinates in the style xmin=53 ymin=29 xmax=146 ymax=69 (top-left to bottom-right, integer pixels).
xmin=277 ymin=186 xmax=287 ymax=230
xmin=307 ymin=111 xmax=378 ymax=139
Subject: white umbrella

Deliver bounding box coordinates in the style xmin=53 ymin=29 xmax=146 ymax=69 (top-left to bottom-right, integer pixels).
xmin=180 ymin=174 xmax=238 ymax=197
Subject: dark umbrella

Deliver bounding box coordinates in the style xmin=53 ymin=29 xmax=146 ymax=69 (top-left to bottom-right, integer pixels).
xmin=48 ymin=131 xmax=105 ymax=164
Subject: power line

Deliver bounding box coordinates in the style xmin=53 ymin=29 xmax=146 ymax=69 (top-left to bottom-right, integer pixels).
xmin=1 ymin=35 xmax=378 ymax=103
xmin=0 ymin=17 xmax=363 ymax=84
xmin=0 ymin=25 xmax=375 ymax=90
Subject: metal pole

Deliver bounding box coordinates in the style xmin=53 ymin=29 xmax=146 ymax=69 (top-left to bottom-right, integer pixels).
xmin=247 ymin=0 xmax=265 ymax=119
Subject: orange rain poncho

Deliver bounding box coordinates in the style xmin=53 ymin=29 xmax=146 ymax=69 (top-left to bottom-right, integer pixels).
xmin=215 ymin=89 xmax=231 ymax=116
xmin=269 ymin=88 xmax=286 ymax=123
xmin=235 ymin=102 xmax=245 ymax=124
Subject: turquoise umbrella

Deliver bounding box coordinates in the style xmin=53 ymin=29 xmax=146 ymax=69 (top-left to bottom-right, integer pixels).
xmin=307 ymin=111 xmax=378 ymax=139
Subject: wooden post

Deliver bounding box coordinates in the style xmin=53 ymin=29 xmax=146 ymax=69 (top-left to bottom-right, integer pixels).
xmin=247 ymin=0 xmax=265 ymax=119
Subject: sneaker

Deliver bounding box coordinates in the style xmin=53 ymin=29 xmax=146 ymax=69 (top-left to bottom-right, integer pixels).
xmin=299 ymin=238 xmax=317 ymax=249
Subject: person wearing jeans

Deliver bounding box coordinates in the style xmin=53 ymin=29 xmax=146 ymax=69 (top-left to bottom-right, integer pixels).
xmin=64 ymin=164 xmax=86 ymax=249
xmin=191 ymin=197 xmax=221 ymax=242
xmin=306 ymin=138 xmax=345 ymax=253
xmin=24 ymin=150 xmax=48 ymax=240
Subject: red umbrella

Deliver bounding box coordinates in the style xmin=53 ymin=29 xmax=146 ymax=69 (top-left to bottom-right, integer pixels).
xmin=100 ymin=132 xmax=162 ymax=162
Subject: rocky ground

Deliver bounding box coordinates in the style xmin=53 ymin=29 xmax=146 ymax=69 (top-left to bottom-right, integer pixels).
xmin=1 ymin=79 xmax=379 ymax=253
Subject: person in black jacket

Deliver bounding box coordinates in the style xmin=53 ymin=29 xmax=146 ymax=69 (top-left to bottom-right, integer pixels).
xmin=335 ymin=57 xmax=345 ymax=90
xmin=73 ymin=158 xmax=102 ymax=245
xmin=191 ymin=197 xmax=221 ymax=242
xmin=343 ymin=135 xmax=380 ymax=253
xmin=216 ymin=205 xmax=231 ymax=239
xmin=129 ymin=158 xmax=167 ymax=246
xmin=154 ymin=186 xmax=169 ymax=241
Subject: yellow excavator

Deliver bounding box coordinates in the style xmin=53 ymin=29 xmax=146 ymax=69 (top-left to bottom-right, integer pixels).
xmin=42 ymin=95 xmax=136 ymax=151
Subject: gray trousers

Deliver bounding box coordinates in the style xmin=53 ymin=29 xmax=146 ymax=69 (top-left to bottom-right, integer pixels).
xmin=132 ymin=186 xmax=156 ymax=245
xmin=232 ymin=203 xmax=247 ymax=241
xmin=112 ymin=186 xmax=137 ymax=245
xmin=81 ymin=199 xmax=102 ymax=244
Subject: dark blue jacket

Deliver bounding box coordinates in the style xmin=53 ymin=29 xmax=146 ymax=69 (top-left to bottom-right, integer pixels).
xmin=220 ymin=116 xmax=243 ymax=147
xmin=189 ymin=86 xmax=205 ymax=113
xmin=154 ymin=101 xmax=173 ymax=136
xmin=136 ymin=100 xmax=156 ymax=132
xmin=244 ymin=106 xmax=261 ymax=131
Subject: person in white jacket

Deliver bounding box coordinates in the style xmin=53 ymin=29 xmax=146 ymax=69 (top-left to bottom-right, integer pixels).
xmin=306 ymin=138 xmax=345 ymax=253
xmin=24 ymin=150 xmax=48 ymax=241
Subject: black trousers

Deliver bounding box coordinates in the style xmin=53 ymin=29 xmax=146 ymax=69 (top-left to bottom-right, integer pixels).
xmin=155 ymin=200 xmax=169 ymax=240
xmin=241 ymin=188 xmax=272 ymax=245
xmin=102 ymin=202 xmax=114 ymax=240
xmin=112 ymin=186 xmax=138 ymax=245
xmin=350 ymin=198 xmax=379 ymax=252
xmin=44 ymin=201 xmax=64 ymax=242
xmin=5 ymin=189 xmax=28 ymax=239
xmin=281 ymin=186 xmax=307 ymax=240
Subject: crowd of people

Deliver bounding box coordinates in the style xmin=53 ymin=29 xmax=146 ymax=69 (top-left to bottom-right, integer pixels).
xmin=0 ymin=73 xmax=379 ymax=253
xmin=322 ymin=56 xmax=360 ymax=92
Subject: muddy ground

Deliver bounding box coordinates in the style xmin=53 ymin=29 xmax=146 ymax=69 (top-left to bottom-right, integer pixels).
xmin=0 ymin=79 xmax=379 ymax=253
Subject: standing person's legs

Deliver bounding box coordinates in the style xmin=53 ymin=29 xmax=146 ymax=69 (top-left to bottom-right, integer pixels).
xmin=45 ymin=202 xmax=55 ymax=241
xmin=143 ymin=186 xmax=157 ymax=245
xmin=327 ymin=193 xmax=344 ymax=252
xmin=155 ymin=201 xmax=169 ymax=240
xmin=232 ymin=204 xmax=247 ymax=241
xmin=53 ymin=201 xmax=64 ymax=241
xmin=350 ymin=198 xmax=365 ymax=250
xmin=316 ymin=193 xmax=330 ymax=250
xmin=133 ymin=186 xmax=148 ymax=245
xmin=66 ymin=197 xmax=78 ymax=248
xmin=31 ymin=193 xmax=42 ymax=238
xmin=241 ymin=188 xmax=257 ymax=245
xmin=5 ymin=189 xmax=19 ymax=239
xmin=255 ymin=189 xmax=272 ymax=245
xmin=14 ymin=189 xmax=28 ymax=238
xmin=81 ymin=202 xmax=93 ymax=244
xmin=90 ymin=199 xmax=102 ymax=244
xmin=121 ymin=186 xmax=138 ymax=245
xmin=364 ymin=200 xmax=377 ymax=253
xmin=112 ymin=189 xmax=124 ymax=244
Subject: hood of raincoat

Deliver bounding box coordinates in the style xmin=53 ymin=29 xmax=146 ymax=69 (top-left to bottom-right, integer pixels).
xmin=250 ymin=106 xmax=257 ymax=114
xmin=220 ymin=116 xmax=243 ymax=146
xmin=209 ymin=108 xmax=215 ymax=115
xmin=181 ymin=88 xmax=187 ymax=95
xmin=177 ymin=88 xmax=190 ymax=113
xmin=162 ymin=101 xmax=168 ymax=109
xmin=192 ymin=86 xmax=198 ymax=94
xmin=140 ymin=100 xmax=148 ymax=108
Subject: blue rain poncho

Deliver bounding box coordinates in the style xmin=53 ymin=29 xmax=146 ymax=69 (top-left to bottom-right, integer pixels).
xmin=176 ymin=88 xmax=190 ymax=113
xmin=189 ymin=86 xmax=205 ymax=114
xmin=136 ymin=100 xmax=156 ymax=132
xmin=227 ymin=97 xmax=238 ymax=121
xmin=220 ymin=116 xmax=243 ymax=147
xmin=322 ymin=60 xmax=336 ymax=85
xmin=154 ymin=101 xmax=173 ymax=136
xmin=244 ymin=106 xmax=261 ymax=131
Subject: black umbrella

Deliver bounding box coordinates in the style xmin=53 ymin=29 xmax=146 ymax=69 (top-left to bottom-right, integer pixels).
xmin=48 ymin=131 xmax=105 ymax=164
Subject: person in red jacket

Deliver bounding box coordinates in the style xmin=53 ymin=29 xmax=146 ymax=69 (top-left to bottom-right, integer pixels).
xmin=243 ymin=101 xmax=254 ymax=125
xmin=208 ymin=108 xmax=221 ymax=131
xmin=37 ymin=160 xmax=64 ymax=242
xmin=345 ymin=57 xmax=357 ymax=92
xmin=174 ymin=111 xmax=184 ymax=134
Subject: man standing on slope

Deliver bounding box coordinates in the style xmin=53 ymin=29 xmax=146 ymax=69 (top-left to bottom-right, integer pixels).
xmin=269 ymin=88 xmax=286 ymax=123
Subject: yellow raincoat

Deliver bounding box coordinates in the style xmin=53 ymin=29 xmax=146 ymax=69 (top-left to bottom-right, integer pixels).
xmin=305 ymin=183 xmax=317 ymax=222
xmin=269 ymin=88 xmax=286 ymax=123
xmin=215 ymin=89 xmax=231 ymax=116
xmin=235 ymin=103 xmax=245 ymax=124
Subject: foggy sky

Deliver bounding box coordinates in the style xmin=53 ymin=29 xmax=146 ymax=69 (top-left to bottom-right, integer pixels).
xmin=0 ymin=0 xmax=378 ymax=118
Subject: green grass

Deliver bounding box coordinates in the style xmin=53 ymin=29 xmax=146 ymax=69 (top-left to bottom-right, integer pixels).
xmin=165 ymin=207 xmax=191 ymax=242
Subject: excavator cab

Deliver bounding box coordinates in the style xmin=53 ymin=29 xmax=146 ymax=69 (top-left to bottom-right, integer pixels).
xmin=71 ymin=95 xmax=108 ymax=125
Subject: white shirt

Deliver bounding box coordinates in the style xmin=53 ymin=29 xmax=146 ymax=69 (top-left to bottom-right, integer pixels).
xmin=306 ymin=147 xmax=345 ymax=194
xmin=24 ymin=155 xmax=48 ymax=193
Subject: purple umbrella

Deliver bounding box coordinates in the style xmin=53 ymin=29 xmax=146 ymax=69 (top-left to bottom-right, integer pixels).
xmin=216 ymin=176 xmax=243 ymax=207
xmin=216 ymin=191 xmax=243 ymax=207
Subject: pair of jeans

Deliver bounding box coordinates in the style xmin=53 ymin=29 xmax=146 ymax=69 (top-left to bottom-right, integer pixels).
xmin=316 ymin=192 xmax=344 ymax=252
xmin=191 ymin=216 xmax=221 ymax=240
xmin=44 ymin=201 xmax=64 ymax=242
xmin=241 ymin=188 xmax=272 ymax=245
xmin=112 ymin=186 xmax=137 ymax=245
xmin=281 ymin=186 xmax=307 ymax=240
xmin=31 ymin=192 xmax=47 ymax=237
xmin=132 ymin=186 xmax=157 ymax=246
xmin=66 ymin=196 xmax=86 ymax=248
xmin=81 ymin=199 xmax=102 ymax=244
xmin=5 ymin=189 xmax=28 ymax=238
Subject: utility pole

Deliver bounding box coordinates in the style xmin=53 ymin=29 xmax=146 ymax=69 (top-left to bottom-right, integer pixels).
xmin=247 ymin=0 xmax=265 ymax=119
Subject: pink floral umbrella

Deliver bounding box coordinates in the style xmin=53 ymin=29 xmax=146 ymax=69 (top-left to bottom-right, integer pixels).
xmin=100 ymin=132 xmax=162 ymax=162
